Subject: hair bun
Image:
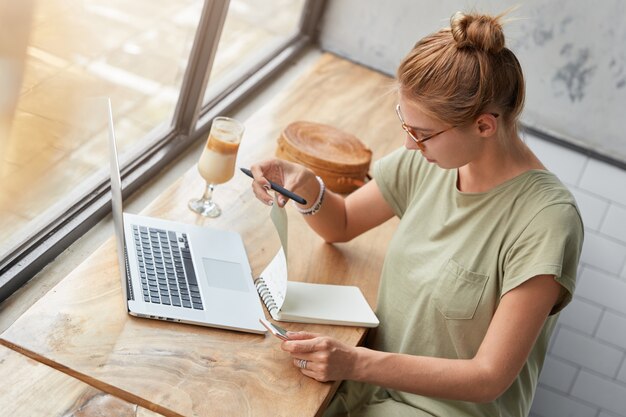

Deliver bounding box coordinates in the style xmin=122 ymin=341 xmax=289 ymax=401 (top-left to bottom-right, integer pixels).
xmin=450 ymin=11 xmax=505 ymax=53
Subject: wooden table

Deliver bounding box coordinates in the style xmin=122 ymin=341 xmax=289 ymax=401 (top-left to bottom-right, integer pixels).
xmin=0 ymin=54 xmax=402 ymax=417
xmin=0 ymin=344 xmax=163 ymax=416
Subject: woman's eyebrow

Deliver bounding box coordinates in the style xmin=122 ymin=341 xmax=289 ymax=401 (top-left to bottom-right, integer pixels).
xmin=398 ymin=105 xmax=437 ymax=132
xmin=407 ymin=123 xmax=435 ymax=133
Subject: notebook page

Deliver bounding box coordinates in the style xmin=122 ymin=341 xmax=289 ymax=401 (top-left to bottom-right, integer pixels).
xmin=259 ymin=195 xmax=289 ymax=311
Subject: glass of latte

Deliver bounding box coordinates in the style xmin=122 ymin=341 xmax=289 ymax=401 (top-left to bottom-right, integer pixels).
xmin=188 ymin=116 xmax=244 ymax=217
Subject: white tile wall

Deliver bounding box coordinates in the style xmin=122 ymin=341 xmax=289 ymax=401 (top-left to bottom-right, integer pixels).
xmin=619 ymin=361 xmax=626 ymax=384
xmin=570 ymin=187 xmax=609 ymax=230
xmin=617 ymin=361 xmax=626 ymax=383
xmin=551 ymin=327 xmax=623 ymax=376
xmin=571 ymin=371 xmax=626 ymax=416
xmin=601 ymin=205 xmax=626 ymax=242
xmin=558 ymin=296 xmax=603 ymax=335
xmin=538 ymin=355 xmax=579 ymax=392
xmin=525 ymin=135 xmax=588 ymax=185
xmin=580 ymin=232 xmax=626 ymax=276
xmin=579 ymin=159 xmax=626 ymax=206
xmin=531 ymin=386 xmax=598 ymax=417
xmin=577 ymin=268 xmax=626 ymax=315
xmin=600 ymin=412 xmax=626 ymax=417
xmin=596 ymin=311 xmax=626 ymax=348
xmin=527 ymin=135 xmax=626 ymax=417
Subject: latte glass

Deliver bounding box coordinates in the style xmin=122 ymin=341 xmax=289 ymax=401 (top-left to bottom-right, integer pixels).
xmin=188 ymin=117 xmax=244 ymax=217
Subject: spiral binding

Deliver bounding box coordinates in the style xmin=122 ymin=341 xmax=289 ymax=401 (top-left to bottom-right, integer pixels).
xmin=254 ymin=277 xmax=278 ymax=315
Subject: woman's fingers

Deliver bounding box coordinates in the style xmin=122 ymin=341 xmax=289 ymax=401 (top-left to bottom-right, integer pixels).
xmin=281 ymin=335 xmax=326 ymax=354
xmin=249 ymin=159 xmax=282 ymax=206
xmin=251 ymin=181 xmax=273 ymax=206
xmin=291 ymin=355 xmax=333 ymax=382
xmin=285 ymin=331 xmax=319 ymax=340
xmin=284 ymin=336 xmax=356 ymax=383
xmin=249 ymin=159 xmax=309 ymax=207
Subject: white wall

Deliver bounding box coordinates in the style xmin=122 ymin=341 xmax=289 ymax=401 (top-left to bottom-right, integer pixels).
xmin=318 ymin=0 xmax=626 ymax=165
xmin=318 ymin=2 xmax=626 ymax=415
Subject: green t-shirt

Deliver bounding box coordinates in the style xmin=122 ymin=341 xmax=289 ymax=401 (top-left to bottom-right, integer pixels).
xmin=326 ymin=147 xmax=584 ymax=417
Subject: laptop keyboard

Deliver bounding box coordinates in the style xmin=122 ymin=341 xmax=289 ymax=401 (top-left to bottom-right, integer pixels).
xmin=132 ymin=225 xmax=204 ymax=310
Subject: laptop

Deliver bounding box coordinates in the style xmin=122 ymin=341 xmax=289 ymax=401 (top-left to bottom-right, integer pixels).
xmin=106 ymin=98 xmax=266 ymax=334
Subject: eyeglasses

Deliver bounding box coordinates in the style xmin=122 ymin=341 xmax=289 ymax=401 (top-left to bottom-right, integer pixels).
xmin=395 ymin=104 xmax=454 ymax=151
xmin=395 ymin=105 xmax=501 ymax=151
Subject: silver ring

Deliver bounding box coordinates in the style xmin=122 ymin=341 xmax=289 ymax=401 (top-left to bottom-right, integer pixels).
xmin=298 ymin=359 xmax=307 ymax=369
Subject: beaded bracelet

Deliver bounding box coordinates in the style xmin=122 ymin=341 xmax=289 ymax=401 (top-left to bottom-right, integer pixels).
xmin=293 ymin=176 xmax=325 ymax=216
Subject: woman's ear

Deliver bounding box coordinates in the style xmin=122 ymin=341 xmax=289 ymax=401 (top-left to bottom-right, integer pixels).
xmin=475 ymin=113 xmax=498 ymax=137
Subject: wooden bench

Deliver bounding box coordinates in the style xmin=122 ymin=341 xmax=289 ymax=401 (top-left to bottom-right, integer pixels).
xmin=0 ymin=53 xmax=402 ymax=417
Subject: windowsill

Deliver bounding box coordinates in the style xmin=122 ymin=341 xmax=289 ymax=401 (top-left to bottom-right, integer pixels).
xmin=0 ymin=46 xmax=323 ymax=334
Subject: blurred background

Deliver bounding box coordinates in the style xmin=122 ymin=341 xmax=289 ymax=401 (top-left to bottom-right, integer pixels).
xmin=0 ymin=0 xmax=304 ymax=258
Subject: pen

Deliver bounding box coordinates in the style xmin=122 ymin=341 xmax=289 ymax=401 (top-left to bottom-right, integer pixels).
xmin=240 ymin=167 xmax=307 ymax=206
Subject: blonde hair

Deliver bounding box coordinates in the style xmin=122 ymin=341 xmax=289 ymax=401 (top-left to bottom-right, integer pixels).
xmin=397 ymin=11 xmax=525 ymax=133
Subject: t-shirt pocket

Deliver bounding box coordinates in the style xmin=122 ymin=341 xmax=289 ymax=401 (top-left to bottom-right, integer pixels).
xmin=434 ymin=259 xmax=489 ymax=320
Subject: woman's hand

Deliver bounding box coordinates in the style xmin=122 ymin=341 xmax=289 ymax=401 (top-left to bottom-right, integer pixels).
xmin=250 ymin=158 xmax=394 ymax=243
xmin=249 ymin=158 xmax=318 ymax=207
xmin=281 ymin=331 xmax=361 ymax=382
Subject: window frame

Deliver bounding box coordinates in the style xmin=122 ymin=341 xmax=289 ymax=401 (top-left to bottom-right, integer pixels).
xmin=0 ymin=0 xmax=327 ymax=302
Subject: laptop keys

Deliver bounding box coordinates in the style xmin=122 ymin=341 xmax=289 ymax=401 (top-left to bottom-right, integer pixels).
xmin=180 ymin=246 xmax=203 ymax=310
xmin=132 ymin=226 xmax=204 ymax=310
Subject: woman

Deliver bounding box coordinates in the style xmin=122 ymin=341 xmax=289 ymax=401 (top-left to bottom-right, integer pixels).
xmin=250 ymin=11 xmax=583 ymax=417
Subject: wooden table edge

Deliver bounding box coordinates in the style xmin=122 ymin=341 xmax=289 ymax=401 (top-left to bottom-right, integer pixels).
xmin=0 ymin=338 xmax=175 ymax=417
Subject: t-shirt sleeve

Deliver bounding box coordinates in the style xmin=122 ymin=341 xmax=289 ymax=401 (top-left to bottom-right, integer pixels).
xmin=502 ymin=203 xmax=584 ymax=315
xmin=373 ymin=147 xmax=423 ymax=218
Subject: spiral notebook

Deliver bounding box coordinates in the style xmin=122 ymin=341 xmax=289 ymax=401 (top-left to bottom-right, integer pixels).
xmin=254 ymin=197 xmax=379 ymax=327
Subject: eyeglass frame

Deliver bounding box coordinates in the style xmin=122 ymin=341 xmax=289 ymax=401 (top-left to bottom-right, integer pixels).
xmin=395 ymin=104 xmax=499 ymax=151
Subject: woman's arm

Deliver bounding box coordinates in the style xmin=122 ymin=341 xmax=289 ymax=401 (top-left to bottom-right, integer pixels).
xmin=250 ymin=159 xmax=394 ymax=242
xmin=282 ymin=274 xmax=562 ymax=403
xmin=301 ymin=177 xmax=395 ymax=242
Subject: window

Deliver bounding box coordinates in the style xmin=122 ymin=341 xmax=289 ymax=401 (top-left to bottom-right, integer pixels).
xmin=203 ymin=0 xmax=307 ymax=105
xmin=0 ymin=0 xmax=319 ymax=301
xmin=0 ymin=0 xmax=202 ymax=258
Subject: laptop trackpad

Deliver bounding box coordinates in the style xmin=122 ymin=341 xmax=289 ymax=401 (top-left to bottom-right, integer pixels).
xmin=202 ymin=258 xmax=249 ymax=292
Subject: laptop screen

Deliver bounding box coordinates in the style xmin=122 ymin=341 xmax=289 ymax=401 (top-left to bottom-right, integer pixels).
xmin=106 ymin=98 xmax=131 ymax=304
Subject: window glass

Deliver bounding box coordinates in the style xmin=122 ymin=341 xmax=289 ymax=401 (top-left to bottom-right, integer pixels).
xmin=202 ymin=0 xmax=307 ymax=105
xmin=0 ymin=0 xmax=203 ymax=258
